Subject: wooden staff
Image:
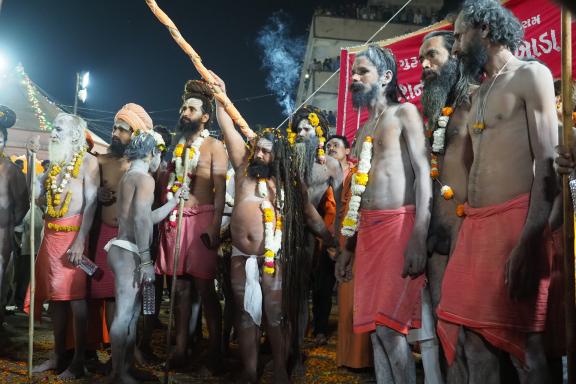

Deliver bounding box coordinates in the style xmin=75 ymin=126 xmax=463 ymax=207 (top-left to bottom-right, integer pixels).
xmin=561 ymin=7 xmax=575 ymax=384
xmin=164 ymin=148 xmax=190 ymax=384
xmin=144 ymin=0 xmax=256 ymax=141
xmin=28 ymin=152 xmax=36 ymax=380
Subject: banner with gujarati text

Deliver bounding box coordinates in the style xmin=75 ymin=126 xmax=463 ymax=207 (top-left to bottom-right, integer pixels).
xmin=336 ymin=0 xmax=575 ymax=144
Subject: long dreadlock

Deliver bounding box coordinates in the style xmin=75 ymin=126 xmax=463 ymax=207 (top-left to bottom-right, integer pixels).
xmin=255 ymin=129 xmax=307 ymax=355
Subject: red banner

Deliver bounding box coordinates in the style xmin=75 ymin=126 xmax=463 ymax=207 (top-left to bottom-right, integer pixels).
xmin=336 ymin=0 xmax=576 ymax=144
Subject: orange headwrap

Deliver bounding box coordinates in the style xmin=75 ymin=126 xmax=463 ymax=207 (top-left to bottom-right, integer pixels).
xmin=114 ymin=103 xmax=153 ymax=133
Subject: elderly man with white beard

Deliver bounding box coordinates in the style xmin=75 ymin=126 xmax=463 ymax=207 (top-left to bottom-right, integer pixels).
xmin=26 ymin=113 xmax=99 ymax=379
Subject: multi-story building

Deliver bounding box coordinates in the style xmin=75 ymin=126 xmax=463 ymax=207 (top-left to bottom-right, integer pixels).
xmin=295 ymin=0 xmax=444 ymax=133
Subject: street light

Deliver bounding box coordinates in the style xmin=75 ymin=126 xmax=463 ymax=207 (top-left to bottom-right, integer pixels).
xmin=73 ymin=71 xmax=90 ymax=115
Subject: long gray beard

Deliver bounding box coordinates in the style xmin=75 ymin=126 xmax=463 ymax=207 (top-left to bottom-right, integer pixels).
xmin=49 ymin=140 xmax=82 ymax=164
xmin=421 ymin=58 xmax=459 ymax=130
xmin=294 ymin=136 xmax=318 ymax=185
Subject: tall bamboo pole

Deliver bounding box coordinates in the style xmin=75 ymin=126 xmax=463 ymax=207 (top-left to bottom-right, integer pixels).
xmin=27 ymin=152 xmax=36 ymax=380
xmin=561 ymin=7 xmax=575 ymax=384
xmin=164 ymin=148 xmax=190 ymax=384
xmin=144 ymin=0 xmax=256 ymax=141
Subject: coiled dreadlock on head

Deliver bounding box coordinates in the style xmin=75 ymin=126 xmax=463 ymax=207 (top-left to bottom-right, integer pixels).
xmin=182 ymin=79 xmax=215 ymax=130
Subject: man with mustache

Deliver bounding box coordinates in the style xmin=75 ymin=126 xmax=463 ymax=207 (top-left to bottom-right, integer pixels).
xmin=419 ymin=29 xmax=474 ymax=384
xmin=155 ymin=80 xmax=227 ymax=371
xmin=90 ymin=103 xmax=149 ymax=347
xmin=436 ymin=1 xmax=558 ymax=382
xmin=27 ymin=113 xmax=99 ymax=379
xmin=290 ymin=106 xmax=343 ymax=347
xmin=0 ymin=105 xmax=28 ymax=330
xmin=107 ymin=128 xmax=183 ymax=384
xmin=336 ymin=45 xmax=432 ymax=384
xmin=211 ymin=70 xmax=311 ymax=383
xmin=326 ymin=135 xmax=353 ymax=178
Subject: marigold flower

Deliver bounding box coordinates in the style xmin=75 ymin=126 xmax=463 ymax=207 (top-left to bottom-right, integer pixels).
xmin=354 ymin=172 xmax=369 ymax=186
xmin=456 ymin=204 xmax=466 ymax=217
xmin=342 ymin=217 xmax=357 ymax=228
xmin=308 ymin=112 xmax=320 ymax=127
xmin=441 ymin=185 xmax=454 ymax=200
xmin=441 ymin=106 xmax=454 ymax=116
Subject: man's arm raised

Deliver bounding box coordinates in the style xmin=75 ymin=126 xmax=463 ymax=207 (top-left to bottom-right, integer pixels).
xmin=506 ymin=63 xmax=558 ymax=299
xmin=68 ymin=154 xmax=100 ymax=266
xmin=399 ymin=103 xmax=432 ymax=278
xmin=210 ymin=71 xmax=248 ymax=170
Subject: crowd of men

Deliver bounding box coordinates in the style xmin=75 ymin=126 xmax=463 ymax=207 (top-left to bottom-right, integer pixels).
xmin=0 ymin=0 xmax=575 ymax=383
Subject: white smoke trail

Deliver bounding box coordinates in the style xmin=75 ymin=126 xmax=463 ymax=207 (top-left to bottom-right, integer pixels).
xmin=256 ymin=12 xmax=306 ymax=116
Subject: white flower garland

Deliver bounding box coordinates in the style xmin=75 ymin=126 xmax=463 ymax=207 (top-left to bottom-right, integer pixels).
xmin=166 ymin=129 xmax=210 ymax=226
xmin=341 ymin=136 xmax=373 ymax=237
xmin=257 ymin=178 xmax=268 ymax=198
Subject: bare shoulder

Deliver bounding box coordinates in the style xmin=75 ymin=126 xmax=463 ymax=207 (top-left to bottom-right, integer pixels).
xmin=517 ymin=60 xmax=553 ymax=86
xmin=207 ymin=136 xmax=225 ymax=150
xmin=126 ymin=170 xmax=154 ymax=189
xmin=395 ymin=102 xmax=423 ymax=132
xmin=1 ymin=159 xmax=22 ymax=179
xmin=395 ymin=102 xmax=419 ymax=117
xmin=83 ymin=152 xmax=99 ymax=169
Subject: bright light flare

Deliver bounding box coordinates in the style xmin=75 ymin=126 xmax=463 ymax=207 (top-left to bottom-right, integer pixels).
xmin=78 ymin=89 xmax=87 ymax=103
xmin=81 ymin=72 xmax=90 ymax=88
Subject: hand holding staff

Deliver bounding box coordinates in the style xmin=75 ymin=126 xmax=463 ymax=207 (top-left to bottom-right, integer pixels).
xmin=145 ymin=0 xmax=256 ymax=140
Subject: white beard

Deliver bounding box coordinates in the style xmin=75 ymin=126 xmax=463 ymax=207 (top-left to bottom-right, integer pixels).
xmin=49 ymin=140 xmax=74 ymax=164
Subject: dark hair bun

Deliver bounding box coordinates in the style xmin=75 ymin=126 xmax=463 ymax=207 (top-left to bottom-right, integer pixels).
xmin=183 ymin=80 xmax=214 ymax=103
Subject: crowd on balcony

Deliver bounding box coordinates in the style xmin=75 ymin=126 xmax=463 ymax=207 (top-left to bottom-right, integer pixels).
xmin=315 ymin=2 xmax=440 ymax=26
xmin=310 ymin=57 xmax=340 ymax=73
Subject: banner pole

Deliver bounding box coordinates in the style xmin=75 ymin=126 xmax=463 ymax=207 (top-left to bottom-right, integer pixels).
xmin=561 ymin=7 xmax=575 ymax=384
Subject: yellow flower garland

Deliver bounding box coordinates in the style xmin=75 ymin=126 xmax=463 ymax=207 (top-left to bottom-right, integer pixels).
xmin=47 ymin=222 xmax=80 ymax=232
xmin=45 ymin=147 xmax=86 ymax=218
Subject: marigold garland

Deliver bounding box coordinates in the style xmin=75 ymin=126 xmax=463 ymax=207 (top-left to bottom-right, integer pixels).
xmin=341 ymin=136 xmax=373 ymax=237
xmin=45 ymin=147 xmax=86 ymax=218
xmin=261 ymin=199 xmax=283 ymax=275
xmin=166 ymin=129 xmax=210 ymax=227
xmin=47 ymin=222 xmax=80 ymax=232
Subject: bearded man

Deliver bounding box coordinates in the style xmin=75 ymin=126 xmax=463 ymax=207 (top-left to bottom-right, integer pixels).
xmin=335 ymin=45 xmax=432 ymax=384
xmin=155 ymin=80 xmax=227 ymax=370
xmin=436 ymin=1 xmax=558 ymax=382
xmin=107 ymin=129 xmax=184 ymax=384
xmin=90 ymin=103 xmax=150 ymax=339
xmin=419 ymin=29 xmax=474 ymax=384
xmin=212 ymin=70 xmax=321 ymax=383
xmin=290 ymin=106 xmax=343 ymax=347
xmin=27 ymin=113 xmax=99 ymax=379
xmin=0 ymin=105 xmax=28 ymax=328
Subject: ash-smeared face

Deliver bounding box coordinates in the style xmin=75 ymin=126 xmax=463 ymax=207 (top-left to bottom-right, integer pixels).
xmin=296 ymin=119 xmax=316 ymax=141
xmin=50 ymin=114 xmax=81 ymax=163
xmin=247 ymin=137 xmax=274 ymax=179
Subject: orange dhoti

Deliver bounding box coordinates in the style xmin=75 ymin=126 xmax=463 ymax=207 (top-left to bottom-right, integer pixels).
xmin=25 ymin=214 xmax=87 ymax=320
xmin=437 ymin=194 xmax=550 ymax=365
xmin=337 ymin=277 xmax=373 ymax=368
xmin=155 ymin=205 xmax=218 ymax=279
xmin=353 ymin=206 xmax=424 ymax=334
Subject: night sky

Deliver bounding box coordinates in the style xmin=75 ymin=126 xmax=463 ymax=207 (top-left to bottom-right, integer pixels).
xmin=0 ymin=0 xmax=346 ymax=141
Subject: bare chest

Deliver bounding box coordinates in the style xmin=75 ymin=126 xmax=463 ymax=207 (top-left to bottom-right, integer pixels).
xmin=470 ymin=76 xmax=525 ymax=131
xmin=101 ymin=158 xmax=130 ymax=190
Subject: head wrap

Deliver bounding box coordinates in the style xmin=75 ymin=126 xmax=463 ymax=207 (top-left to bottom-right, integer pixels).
xmin=114 ymin=103 xmax=153 ymax=134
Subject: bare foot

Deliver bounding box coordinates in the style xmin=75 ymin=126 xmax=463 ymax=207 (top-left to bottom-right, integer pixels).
xmin=32 ymin=358 xmax=65 ymax=374
xmin=57 ymin=361 xmax=86 ymax=379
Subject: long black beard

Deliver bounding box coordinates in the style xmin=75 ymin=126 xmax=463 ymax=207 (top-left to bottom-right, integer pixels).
xmin=177 ymin=117 xmax=202 ymax=135
xmin=294 ymin=136 xmax=318 ymax=185
xmin=351 ymin=82 xmax=379 ymax=109
xmin=421 ymin=58 xmax=460 ymax=125
xmin=247 ymin=159 xmax=272 ymax=179
xmin=109 ymin=137 xmax=127 ymax=157
xmin=459 ymin=38 xmax=488 ymax=82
